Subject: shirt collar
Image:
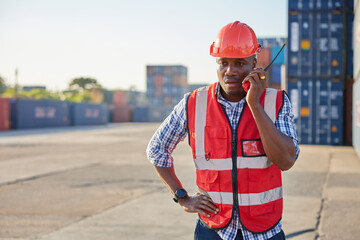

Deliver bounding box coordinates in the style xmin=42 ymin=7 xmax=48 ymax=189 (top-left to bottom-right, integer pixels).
xmin=215 ymin=82 xmax=246 ymax=108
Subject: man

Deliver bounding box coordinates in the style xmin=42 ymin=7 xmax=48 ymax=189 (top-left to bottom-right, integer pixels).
xmin=147 ymin=21 xmax=299 ymax=240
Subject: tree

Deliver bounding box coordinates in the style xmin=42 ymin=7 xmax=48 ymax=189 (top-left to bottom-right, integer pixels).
xmin=0 ymin=75 xmax=6 ymax=93
xmin=68 ymin=77 xmax=101 ymax=91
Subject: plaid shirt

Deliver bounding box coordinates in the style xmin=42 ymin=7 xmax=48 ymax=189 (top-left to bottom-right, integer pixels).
xmin=147 ymin=83 xmax=300 ymax=240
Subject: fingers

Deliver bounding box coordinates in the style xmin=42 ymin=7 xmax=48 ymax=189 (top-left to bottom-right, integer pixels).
xmin=246 ymin=68 xmax=266 ymax=82
xmin=179 ymin=193 xmax=219 ymax=218
xmin=242 ymin=68 xmax=266 ymax=92
xmin=196 ymin=195 xmax=219 ymax=217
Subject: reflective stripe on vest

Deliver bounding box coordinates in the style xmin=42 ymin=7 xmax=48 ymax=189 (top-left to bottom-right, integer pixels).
xmin=202 ymin=187 xmax=283 ymax=206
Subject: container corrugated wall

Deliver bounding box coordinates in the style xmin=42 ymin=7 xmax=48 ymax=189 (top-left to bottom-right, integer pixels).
xmin=353 ymin=0 xmax=360 ymax=155
xmin=11 ymin=99 xmax=70 ymax=129
xmin=0 ymin=98 xmax=10 ymax=131
xmin=69 ymin=102 xmax=108 ymax=126
xmin=287 ymin=0 xmax=354 ymax=145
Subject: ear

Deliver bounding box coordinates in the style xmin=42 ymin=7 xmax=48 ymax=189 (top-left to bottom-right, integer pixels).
xmin=252 ymin=57 xmax=257 ymax=68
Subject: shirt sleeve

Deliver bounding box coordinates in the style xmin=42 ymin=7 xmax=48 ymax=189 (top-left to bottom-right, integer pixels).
xmin=146 ymin=93 xmax=189 ymax=167
xmin=274 ymin=92 xmax=300 ymax=160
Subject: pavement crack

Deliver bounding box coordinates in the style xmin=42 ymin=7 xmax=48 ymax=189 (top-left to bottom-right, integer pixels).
xmin=314 ymin=150 xmax=332 ymax=240
xmin=0 ymin=163 xmax=101 ymax=187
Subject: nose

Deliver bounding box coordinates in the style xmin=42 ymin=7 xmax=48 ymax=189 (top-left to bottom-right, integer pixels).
xmin=225 ymin=63 xmax=236 ymax=76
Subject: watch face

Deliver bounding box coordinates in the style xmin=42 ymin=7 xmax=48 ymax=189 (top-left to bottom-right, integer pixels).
xmin=176 ymin=188 xmax=187 ymax=198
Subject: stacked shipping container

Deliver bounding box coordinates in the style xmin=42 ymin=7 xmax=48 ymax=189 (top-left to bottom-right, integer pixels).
xmin=257 ymin=38 xmax=287 ymax=90
xmin=287 ymin=0 xmax=354 ymax=145
xmin=103 ymin=90 xmax=133 ymax=122
xmin=139 ymin=65 xmax=188 ymax=122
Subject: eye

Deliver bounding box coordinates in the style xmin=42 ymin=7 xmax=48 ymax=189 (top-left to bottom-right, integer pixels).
xmin=235 ymin=61 xmax=245 ymax=67
xmin=219 ymin=60 xmax=228 ymax=67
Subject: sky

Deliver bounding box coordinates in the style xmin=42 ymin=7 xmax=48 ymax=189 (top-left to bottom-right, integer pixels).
xmin=0 ymin=0 xmax=288 ymax=92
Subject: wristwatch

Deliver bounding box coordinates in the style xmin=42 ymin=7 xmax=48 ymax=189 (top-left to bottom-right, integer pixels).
xmin=173 ymin=188 xmax=188 ymax=203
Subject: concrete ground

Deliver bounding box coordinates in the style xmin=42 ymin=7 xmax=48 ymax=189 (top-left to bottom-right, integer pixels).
xmin=0 ymin=123 xmax=359 ymax=240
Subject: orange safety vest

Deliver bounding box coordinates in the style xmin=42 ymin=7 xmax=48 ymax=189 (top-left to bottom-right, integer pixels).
xmin=186 ymin=83 xmax=284 ymax=233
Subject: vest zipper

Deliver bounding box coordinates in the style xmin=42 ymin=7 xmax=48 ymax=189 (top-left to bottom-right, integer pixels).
xmin=231 ymin=140 xmax=239 ymax=210
xmin=220 ymin=104 xmax=241 ymax=219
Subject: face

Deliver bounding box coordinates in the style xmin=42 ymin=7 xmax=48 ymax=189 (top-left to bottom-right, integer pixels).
xmin=216 ymin=56 xmax=256 ymax=102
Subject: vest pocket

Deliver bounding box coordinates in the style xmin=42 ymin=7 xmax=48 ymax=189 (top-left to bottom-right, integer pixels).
xmin=241 ymin=139 xmax=266 ymax=157
xmin=196 ymin=170 xmax=220 ymax=193
xmin=204 ymin=126 xmax=229 ymax=159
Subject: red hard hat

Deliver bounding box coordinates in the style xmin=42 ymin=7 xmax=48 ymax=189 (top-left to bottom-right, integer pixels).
xmin=210 ymin=21 xmax=261 ymax=58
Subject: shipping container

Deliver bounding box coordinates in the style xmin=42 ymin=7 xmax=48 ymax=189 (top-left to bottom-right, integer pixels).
xmin=270 ymin=46 xmax=286 ymax=65
xmin=11 ymin=99 xmax=70 ymax=129
xmin=127 ymin=90 xmax=146 ymax=106
xmin=146 ymin=65 xmax=188 ymax=108
xmin=163 ymin=96 xmax=173 ymax=107
xmin=288 ymin=78 xmax=344 ymax=145
xmin=287 ymin=0 xmax=353 ymax=145
xmin=148 ymin=106 xmax=173 ymax=122
xmin=103 ymin=90 xmax=114 ymax=105
xmin=271 ymin=65 xmax=282 ymax=84
xmin=288 ymin=0 xmax=353 ymax=78
xmin=289 ymin=0 xmax=353 ymax=11
xmin=0 ymin=98 xmax=10 ymax=131
xmin=133 ymin=106 xmax=149 ymax=122
xmin=113 ymin=105 xmax=133 ymax=122
xmin=354 ymin=0 xmax=360 ymax=78
xmin=257 ymin=48 xmax=271 ymax=69
xmin=147 ymin=66 xmax=155 ymax=75
xmin=69 ymin=102 xmax=107 ymax=126
xmin=113 ymin=91 xmax=129 ymax=106
xmin=148 ymin=106 xmax=164 ymax=122
xmin=172 ymin=74 xmax=187 ymax=86
xmin=154 ymin=75 xmax=164 ymax=86
xmin=258 ymin=38 xmax=286 ymax=48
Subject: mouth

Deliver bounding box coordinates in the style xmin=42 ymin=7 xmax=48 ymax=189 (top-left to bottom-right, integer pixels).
xmin=224 ymin=77 xmax=242 ymax=87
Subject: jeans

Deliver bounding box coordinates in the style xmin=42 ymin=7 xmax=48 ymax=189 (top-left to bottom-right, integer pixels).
xmin=194 ymin=218 xmax=286 ymax=240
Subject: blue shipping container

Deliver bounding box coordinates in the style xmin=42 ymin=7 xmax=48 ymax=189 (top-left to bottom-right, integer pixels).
xmin=69 ymin=102 xmax=108 ymax=126
xmin=270 ymin=46 xmax=286 ymax=65
xmin=288 ymin=78 xmax=344 ymax=145
xmin=10 ymin=99 xmax=17 ymax=129
xmin=133 ymin=106 xmax=149 ymax=122
xmin=289 ymin=0 xmax=352 ymax=11
xmin=271 ymin=65 xmax=282 ymax=84
xmin=258 ymin=38 xmax=286 ymax=48
xmin=288 ymin=0 xmax=353 ymax=78
xmin=288 ymin=78 xmax=314 ymax=144
xmin=147 ymin=106 xmax=174 ymax=122
xmin=11 ymin=99 xmax=70 ymax=129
